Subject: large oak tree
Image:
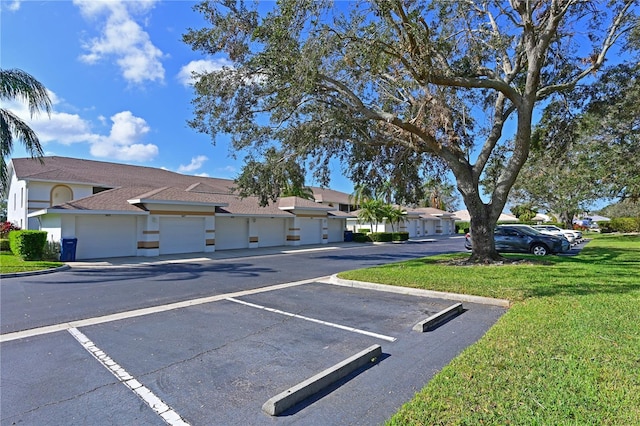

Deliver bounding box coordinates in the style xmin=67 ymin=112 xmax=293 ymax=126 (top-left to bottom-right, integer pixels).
xmin=184 ymin=0 xmax=637 ymax=262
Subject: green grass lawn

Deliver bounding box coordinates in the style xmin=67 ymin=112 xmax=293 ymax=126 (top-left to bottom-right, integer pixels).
xmin=0 ymin=251 xmax=64 ymax=274
xmin=339 ymin=234 xmax=640 ymax=425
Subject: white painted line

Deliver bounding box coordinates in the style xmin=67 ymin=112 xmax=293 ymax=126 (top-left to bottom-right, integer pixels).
xmin=281 ymin=246 xmax=340 ymax=254
xmin=226 ymin=297 xmax=397 ymax=342
xmin=68 ymin=327 xmax=189 ymax=426
xmin=1 ymin=277 xmax=327 ymax=343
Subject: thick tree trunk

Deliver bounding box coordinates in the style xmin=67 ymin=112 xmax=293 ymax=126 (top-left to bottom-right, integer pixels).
xmin=466 ymin=201 xmax=503 ymax=263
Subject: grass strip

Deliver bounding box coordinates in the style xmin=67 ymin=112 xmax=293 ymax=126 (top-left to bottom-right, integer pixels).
xmin=0 ymin=252 xmax=64 ymax=274
xmin=339 ymin=234 xmax=640 ymax=425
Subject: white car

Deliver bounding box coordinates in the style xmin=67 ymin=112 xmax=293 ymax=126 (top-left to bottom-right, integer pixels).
xmin=532 ymin=225 xmax=579 ymax=244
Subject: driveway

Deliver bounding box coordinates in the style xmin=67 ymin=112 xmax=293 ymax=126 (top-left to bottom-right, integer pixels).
xmin=1 ymin=237 xmax=507 ymax=425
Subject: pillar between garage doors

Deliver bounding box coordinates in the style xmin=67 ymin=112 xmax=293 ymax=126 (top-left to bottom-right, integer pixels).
xmin=286 ymin=217 xmax=301 ymax=246
xmin=205 ymin=215 xmax=215 ymax=252
xmin=248 ymin=217 xmax=259 ymax=249
xmin=138 ymin=215 xmax=160 ymax=257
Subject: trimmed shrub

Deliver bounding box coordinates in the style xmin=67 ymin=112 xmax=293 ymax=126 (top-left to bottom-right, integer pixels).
xmin=352 ymin=232 xmax=372 ymax=243
xmin=606 ymin=217 xmax=640 ymax=233
xmin=455 ymin=221 xmax=470 ymax=234
xmin=392 ymin=232 xmax=410 ymax=241
xmin=9 ymin=230 xmax=48 ymax=260
xmin=357 ymin=228 xmax=371 ymax=234
xmin=0 ymin=239 xmax=10 ymax=252
xmin=369 ymin=232 xmax=393 ymax=242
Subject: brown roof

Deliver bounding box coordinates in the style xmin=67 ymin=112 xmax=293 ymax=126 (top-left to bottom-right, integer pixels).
xmin=14 ymin=156 xmax=353 ymax=217
xmin=311 ymin=187 xmax=354 ymax=205
xmin=278 ymin=196 xmax=335 ymax=211
xmin=12 ymin=156 xmax=235 ymax=193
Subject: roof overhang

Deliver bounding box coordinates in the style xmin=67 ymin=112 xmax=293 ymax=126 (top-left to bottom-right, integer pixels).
xmin=127 ymin=199 xmax=229 ymax=208
xmin=29 ymin=209 xmax=149 ymax=217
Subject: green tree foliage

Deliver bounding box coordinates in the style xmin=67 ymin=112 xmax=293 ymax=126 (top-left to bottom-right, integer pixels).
xmin=510 ymin=204 xmax=537 ymax=222
xmin=507 ymin=63 xmax=639 ymax=227
xmin=357 ymin=198 xmax=385 ymax=230
xmin=183 ymin=0 xmax=636 ymax=262
xmin=421 ymin=178 xmax=460 ymax=211
xmin=0 ymin=69 xmax=51 ymax=190
xmin=599 ymin=200 xmax=640 ymax=218
xmin=581 ymin=64 xmax=640 ymax=202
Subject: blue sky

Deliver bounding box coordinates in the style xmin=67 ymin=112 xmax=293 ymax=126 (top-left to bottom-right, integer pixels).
xmin=2 ymin=0 xmax=355 ymax=193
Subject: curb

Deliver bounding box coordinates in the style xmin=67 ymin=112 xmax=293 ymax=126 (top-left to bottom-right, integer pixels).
xmin=262 ymin=344 xmax=382 ymax=416
xmin=1 ymin=264 xmax=70 ymax=279
xmin=325 ymin=274 xmax=510 ymax=308
xmin=413 ymin=303 xmax=464 ymax=332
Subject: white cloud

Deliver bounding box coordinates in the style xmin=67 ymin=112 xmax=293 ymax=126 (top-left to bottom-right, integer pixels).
xmin=90 ymin=111 xmax=158 ymax=161
xmin=3 ymin=0 xmax=21 ymax=12
xmin=74 ymin=0 xmax=165 ymax=84
xmin=6 ymin=94 xmax=158 ymax=162
xmin=177 ymin=59 xmax=233 ymax=87
xmin=178 ymin=155 xmax=208 ymax=173
xmin=215 ymin=165 xmax=237 ymax=178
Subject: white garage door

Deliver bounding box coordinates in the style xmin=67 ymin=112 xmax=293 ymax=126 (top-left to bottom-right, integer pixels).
xmin=299 ymin=217 xmax=322 ymax=245
xmin=159 ymin=217 xmax=205 ymax=255
xmin=327 ymin=219 xmax=344 ymax=242
xmin=75 ymin=215 xmax=137 ymax=260
xmin=216 ymin=216 xmax=249 ymax=250
xmin=256 ymin=218 xmax=286 ymax=247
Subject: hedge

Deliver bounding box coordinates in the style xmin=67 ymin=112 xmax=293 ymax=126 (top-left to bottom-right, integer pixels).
xmin=392 ymin=232 xmax=409 ymax=241
xmin=599 ymin=217 xmax=640 ymax=233
xmin=369 ymin=232 xmax=393 ymax=242
xmin=353 ymin=232 xmax=372 ymax=243
xmin=0 ymin=239 xmax=10 ymax=252
xmin=9 ymin=230 xmax=48 ymax=261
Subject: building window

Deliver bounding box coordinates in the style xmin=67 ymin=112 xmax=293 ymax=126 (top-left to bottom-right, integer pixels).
xmin=20 ymin=188 xmax=24 ymax=208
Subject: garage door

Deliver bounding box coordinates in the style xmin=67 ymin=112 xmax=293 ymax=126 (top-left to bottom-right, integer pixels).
xmin=327 ymin=219 xmax=344 ymax=242
xmin=75 ymin=215 xmax=137 ymax=260
xmin=256 ymin=218 xmax=286 ymax=247
xmin=216 ymin=216 xmax=249 ymax=250
xmin=299 ymin=217 xmax=322 ymax=245
xmin=159 ymin=217 xmax=205 ymax=255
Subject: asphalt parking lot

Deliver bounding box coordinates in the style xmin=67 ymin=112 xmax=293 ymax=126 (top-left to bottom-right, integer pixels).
xmin=1 ymin=279 xmax=505 ymax=425
xmin=1 ymin=239 xmax=508 ymax=425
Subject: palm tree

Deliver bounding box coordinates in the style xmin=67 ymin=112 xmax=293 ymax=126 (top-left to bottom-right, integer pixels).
xmin=1 ymin=68 xmax=51 ymax=189
xmin=349 ymin=184 xmax=373 ymax=209
xmin=381 ymin=204 xmax=406 ymax=233
xmin=357 ymin=198 xmax=385 ymax=231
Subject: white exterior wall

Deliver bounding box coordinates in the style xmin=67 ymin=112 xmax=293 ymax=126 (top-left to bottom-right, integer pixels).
xmin=9 ymin=178 xmax=96 ymax=230
xmin=6 ymin=174 xmax=27 ymax=228
xmin=39 ymin=214 xmax=62 ymax=243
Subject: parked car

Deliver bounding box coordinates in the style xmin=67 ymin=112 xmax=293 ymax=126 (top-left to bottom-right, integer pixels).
xmin=531 ymin=225 xmax=579 ymax=244
xmin=465 ymin=225 xmax=571 ymax=256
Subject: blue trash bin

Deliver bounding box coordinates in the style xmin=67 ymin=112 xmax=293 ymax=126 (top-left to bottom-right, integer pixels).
xmin=344 ymin=230 xmax=353 ymax=242
xmin=60 ymin=238 xmax=78 ymax=261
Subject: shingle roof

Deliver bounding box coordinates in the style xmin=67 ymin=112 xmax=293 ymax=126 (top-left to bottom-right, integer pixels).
xmin=278 ymin=196 xmax=335 ymax=211
xmin=311 ymin=187 xmax=354 ymax=205
xmin=12 ymin=156 xmax=235 ymax=193
xmin=13 ymin=156 xmax=353 ymax=217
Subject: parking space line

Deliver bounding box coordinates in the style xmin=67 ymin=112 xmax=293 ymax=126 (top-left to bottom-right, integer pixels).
xmin=68 ymin=327 xmax=189 ymax=426
xmin=1 ymin=277 xmax=327 ymax=343
xmin=226 ymin=297 xmax=397 ymax=342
